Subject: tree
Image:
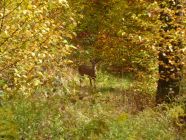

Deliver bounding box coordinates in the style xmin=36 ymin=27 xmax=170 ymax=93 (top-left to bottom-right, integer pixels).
xmin=72 ymin=0 xmax=158 ymax=74
xmin=0 ymin=0 xmax=76 ymax=96
xmin=156 ymin=0 xmax=185 ymax=104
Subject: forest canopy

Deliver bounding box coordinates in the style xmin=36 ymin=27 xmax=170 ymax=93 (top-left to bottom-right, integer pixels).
xmin=0 ymin=0 xmax=185 ymax=139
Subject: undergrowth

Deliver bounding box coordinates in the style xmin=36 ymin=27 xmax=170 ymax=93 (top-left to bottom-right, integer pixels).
xmin=0 ymin=72 xmax=185 ymax=140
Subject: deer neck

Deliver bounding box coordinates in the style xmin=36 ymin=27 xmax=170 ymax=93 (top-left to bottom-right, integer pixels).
xmin=92 ymin=64 xmax=96 ymax=72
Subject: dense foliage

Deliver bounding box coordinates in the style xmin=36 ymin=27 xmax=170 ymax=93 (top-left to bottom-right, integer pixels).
xmin=0 ymin=0 xmax=76 ymax=97
xmin=156 ymin=0 xmax=185 ymax=103
xmin=0 ymin=0 xmax=185 ymax=139
xmin=72 ymin=0 xmax=159 ymax=73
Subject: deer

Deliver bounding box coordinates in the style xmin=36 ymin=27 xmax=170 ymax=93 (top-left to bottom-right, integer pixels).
xmin=78 ymin=59 xmax=100 ymax=88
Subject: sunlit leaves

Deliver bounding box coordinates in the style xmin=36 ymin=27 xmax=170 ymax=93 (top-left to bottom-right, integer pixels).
xmin=0 ymin=0 xmax=76 ymax=96
xmin=93 ymin=0 xmax=159 ymax=72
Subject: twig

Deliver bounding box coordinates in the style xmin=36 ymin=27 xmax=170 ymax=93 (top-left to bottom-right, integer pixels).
xmin=0 ymin=1 xmax=23 ymax=20
xmin=0 ymin=0 xmax=6 ymax=33
xmin=0 ymin=60 xmax=20 ymax=73
xmin=0 ymin=17 xmax=29 ymax=48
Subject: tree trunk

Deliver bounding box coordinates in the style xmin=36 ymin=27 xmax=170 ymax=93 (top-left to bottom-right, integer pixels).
xmin=156 ymin=0 xmax=184 ymax=104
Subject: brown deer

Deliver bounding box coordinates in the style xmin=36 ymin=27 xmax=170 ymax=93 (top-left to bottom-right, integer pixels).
xmin=78 ymin=59 xmax=100 ymax=87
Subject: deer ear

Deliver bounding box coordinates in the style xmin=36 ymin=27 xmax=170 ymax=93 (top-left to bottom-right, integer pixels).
xmin=90 ymin=59 xmax=93 ymax=63
xmin=90 ymin=58 xmax=101 ymax=63
xmin=90 ymin=59 xmax=95 ymax=63
xmin=94 ymin=58 xmax=101 ymax=63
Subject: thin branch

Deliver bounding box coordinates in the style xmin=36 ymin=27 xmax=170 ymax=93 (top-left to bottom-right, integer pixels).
xmin=0 ymin=60 xmax=20 ymax=73
xmin=0 ymin=0 xmax=11 ymax=10
xmin=0 ymin=17 xmax=29 ymax=48
xmin=0 ymin=1 xmax=24 ymax=20
xmin=0 ymin=29 xmax=37 ymax=55
xmin=0 ymin=34 xmax=50 ymax=73
xmin=0 ymin=0 xmax=6 ymax=33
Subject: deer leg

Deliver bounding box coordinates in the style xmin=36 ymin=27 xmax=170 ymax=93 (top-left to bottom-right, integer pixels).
xmin=93 ymin=78 xmax=96 ymax=88
xmin=89 ymin=77 xmax=92 ymax=86
xmin=79 ymin=77 xmax=83 ymax=87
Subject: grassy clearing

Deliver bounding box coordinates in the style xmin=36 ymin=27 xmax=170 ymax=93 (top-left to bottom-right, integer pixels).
xmin=0 ymin=71 xmax=185 ymax=140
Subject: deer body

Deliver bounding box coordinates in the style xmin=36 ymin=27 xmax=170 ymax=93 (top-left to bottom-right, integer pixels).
xmin=78 ymin=60 xmax=98 ymax=87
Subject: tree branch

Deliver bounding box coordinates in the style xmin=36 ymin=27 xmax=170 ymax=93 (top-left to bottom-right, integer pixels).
xmin=0 ymin=0 xmax=6 ymax=33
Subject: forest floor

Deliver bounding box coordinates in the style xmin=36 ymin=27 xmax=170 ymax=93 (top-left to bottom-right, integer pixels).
xmin=0 ymin=71 xmax=185 ymax=140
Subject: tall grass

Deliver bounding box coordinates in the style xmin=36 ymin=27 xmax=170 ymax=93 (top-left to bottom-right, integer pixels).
xmin=0 ymin=71 xmax=185 ymax=140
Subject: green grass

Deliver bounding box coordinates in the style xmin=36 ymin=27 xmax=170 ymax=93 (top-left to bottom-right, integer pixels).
xmin=96 ymin=71 xmax=133 ymax=92
xmin=0 ymin=71 xmax=185 ymax=140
